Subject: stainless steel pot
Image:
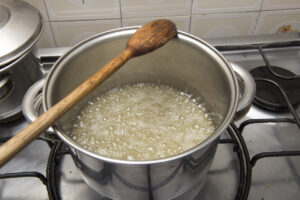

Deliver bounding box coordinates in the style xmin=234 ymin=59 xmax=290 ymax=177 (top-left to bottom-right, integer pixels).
xmin=23 ymin=27 xmax=255 ymax=199
xmin=0 ymin=0 xmax=43 ymax=122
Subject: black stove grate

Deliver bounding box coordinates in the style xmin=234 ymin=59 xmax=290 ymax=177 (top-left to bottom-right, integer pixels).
xmin=0 ymin=137 xmax=52 ymax=198
xmin=250 ymin=45 xmax=300 ymax=112
xmin=0 ymin=171 xmax=47 ymax=185
xmin=257 ymin=45 xmax=300 ymax=80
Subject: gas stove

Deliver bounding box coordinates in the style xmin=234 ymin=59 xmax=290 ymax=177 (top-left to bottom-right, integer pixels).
xmin=0 ymin=33 xmax=300 ymax=200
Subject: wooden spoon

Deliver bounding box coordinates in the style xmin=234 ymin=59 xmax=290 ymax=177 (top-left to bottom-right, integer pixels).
xmin=0 ymin=19 xmax=177 ymax=167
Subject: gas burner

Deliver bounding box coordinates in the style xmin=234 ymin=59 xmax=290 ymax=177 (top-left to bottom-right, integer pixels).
xmin=250 ymin=66 xmax=300 ymax=112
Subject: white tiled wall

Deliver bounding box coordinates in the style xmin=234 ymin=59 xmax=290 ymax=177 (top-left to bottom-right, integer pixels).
xmin=26 ymin=0 xmax=300 ymax=48
xmin=191 ymin=12 xmax=259 ymax=38
xmin=192 ymin=0 xmax=262 ymax=14
xmin=51 ymin=20 xmax=121 ymax=46
xmin=261 ymin=0 xmax=300 ymax=10
xmin=120 ymin=0 xmax=192 ymax=18
xmin=122 ymin=16 xmax=191 ymax=33
xmin=45 ymin=0 xmax=120 ymax=21
xmin=37 ymin=22 xmax=56 ymax=48
xmin=256 ymin=9 xmax=300 ymax=34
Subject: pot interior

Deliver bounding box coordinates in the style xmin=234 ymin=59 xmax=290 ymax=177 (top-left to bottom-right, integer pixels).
xmin=44 ymin=28 xmax=238 ymax=161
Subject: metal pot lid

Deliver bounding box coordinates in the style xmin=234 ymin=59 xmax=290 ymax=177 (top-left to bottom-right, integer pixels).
xmin=0 ymin=0 xmax=42 ymax=66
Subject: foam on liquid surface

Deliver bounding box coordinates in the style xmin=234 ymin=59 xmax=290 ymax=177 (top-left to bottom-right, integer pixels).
xmin=70 ymin=83 xmax=215 ymax=161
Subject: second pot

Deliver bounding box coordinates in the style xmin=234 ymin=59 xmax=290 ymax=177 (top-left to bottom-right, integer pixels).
xmin=0 ymin=0 xmax=43 ymax=122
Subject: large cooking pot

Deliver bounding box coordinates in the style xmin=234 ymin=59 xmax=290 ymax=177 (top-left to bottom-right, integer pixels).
xmin=0 ymin=0 xmax=43 ymax=122
xmin=23 ymin=27 xmax=255 ymax=199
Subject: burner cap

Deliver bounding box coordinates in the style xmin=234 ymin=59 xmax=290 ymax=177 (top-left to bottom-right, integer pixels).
xmin=250 ymin=66 xmax=300 ymax=112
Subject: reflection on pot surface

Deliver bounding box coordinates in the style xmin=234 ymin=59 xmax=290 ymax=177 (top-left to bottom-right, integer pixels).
xmin=69 ymin=139 xmax=218 ymax=200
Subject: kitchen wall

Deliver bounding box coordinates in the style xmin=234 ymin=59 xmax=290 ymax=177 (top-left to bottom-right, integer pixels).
xmin=25 ymin=0 xmax=300 ymax=48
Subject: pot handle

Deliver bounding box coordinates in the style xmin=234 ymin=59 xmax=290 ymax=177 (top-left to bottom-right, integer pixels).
xmin=0 ymin=75 xmax=13 ymax=100
xmin=22 ymin=79 xmax=59 ymax=141
xmin=22 ymin=79 xmax=44 ymax=123
xmin=230 ymin=62 xmax=256 ymax=120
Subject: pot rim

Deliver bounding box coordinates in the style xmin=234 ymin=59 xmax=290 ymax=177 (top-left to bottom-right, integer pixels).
xmin=43 ymin=27 xmax=239 ymax=165
xmin=0 ymin=47 xmax=36 ymax=73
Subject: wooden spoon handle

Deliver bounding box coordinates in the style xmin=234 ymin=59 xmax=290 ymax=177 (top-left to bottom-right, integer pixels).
xmin=0 ymin=19 xmax=177 ymax=168
xmin=0 ymin=48 xmax=134 ymax=167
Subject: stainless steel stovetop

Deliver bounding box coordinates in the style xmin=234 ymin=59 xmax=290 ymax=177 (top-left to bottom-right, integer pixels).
xmin=0 ymin=33 xmax=300 ymax=200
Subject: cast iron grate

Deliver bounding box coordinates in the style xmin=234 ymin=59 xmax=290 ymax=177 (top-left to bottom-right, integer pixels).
xmin=250 ymin=45 xmax=300 ymax=112
xmin=235 ymin=43 xmax=300 ymax=199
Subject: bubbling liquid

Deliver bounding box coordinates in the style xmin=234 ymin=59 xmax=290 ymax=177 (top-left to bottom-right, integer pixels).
xmin=70 ymin=83 xmax=215 ymax=161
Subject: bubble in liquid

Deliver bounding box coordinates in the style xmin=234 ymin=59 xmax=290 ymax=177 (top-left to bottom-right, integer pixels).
xmin=127 ymin=155 xmax=134 ymax=160
xmin=71 ymin=83 xmax=215 ymax=161
xmin=148 ymin=147 xmax=153 ymax=151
